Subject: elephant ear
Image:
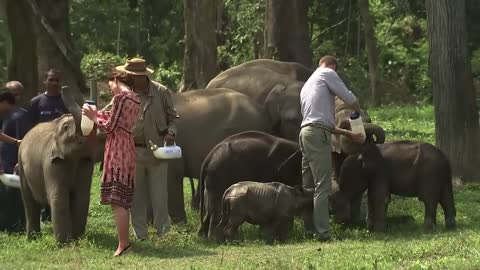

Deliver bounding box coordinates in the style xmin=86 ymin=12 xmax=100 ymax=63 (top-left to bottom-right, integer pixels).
xmin=264 ymin=84 xmax=286 ymax=127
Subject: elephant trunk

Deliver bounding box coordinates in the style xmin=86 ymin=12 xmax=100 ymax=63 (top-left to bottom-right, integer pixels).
xmin=340 ymin=123 xmax=386 ymax=155
xmin=61 ymin=86 xmax=83 ymax=133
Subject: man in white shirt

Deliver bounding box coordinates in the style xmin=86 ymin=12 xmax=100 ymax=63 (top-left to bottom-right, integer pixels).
xmin=299 ymin=55 xmax=364 ymax=241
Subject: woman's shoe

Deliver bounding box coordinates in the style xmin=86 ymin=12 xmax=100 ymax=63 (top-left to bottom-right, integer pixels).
xmin=113 ymin=243 xmax=132 ymax=257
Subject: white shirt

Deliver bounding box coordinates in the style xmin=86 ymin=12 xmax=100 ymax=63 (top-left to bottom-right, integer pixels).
xmin=300 ymin=67 xmax=357 ymax=129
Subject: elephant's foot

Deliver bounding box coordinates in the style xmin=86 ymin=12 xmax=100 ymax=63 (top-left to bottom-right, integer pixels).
xmin=445 ymin=217 xmax=456 ymax=230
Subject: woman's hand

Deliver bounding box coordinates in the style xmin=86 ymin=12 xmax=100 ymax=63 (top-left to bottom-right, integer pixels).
xmin=82 ymin=104 xmax=97 ymax=121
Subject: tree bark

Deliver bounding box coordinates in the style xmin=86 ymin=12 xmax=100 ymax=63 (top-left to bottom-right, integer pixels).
xmin=180 ymin=0 xmax=218 ymax=92
xmin=264 ymin=0 xmax=312 ymax=67
xmin=5 ymin=0 xmax=38 ymax=104
xmin=426 ymin=0 xmax=480 ymax=181
xmin=358 ymin=0 xmax=380 ymax=105
xmin=29 ymin=0 xmax=87 ymax=94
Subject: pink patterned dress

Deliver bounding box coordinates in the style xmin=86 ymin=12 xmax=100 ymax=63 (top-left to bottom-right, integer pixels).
xmin=95 ymin=90 xmax=141 ymax=209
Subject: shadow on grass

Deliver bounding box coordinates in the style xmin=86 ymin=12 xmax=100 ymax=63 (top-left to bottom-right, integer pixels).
xmin=86 ymin=231 xmax=216 ymax=259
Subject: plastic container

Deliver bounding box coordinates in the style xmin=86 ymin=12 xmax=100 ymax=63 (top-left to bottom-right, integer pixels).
xmin=0 ymin=173 xmax=21 ymax=189
xmin=349 ymin=112 xmax=366 ymax=143
xmin=149 ymin=140 xmax=182 ymax=159
xmin=81 ymin=100 xmax=97 ymax=136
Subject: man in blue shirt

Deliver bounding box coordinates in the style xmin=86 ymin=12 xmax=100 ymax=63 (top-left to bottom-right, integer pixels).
xmin=29 ymin=69 xmax=68 ymax=125
xmin=0 ymin=84 xmax=29 ymax=232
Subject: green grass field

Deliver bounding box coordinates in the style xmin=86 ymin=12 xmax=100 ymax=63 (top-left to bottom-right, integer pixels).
xmin=1 ymin=105 xmax=479 ymax=269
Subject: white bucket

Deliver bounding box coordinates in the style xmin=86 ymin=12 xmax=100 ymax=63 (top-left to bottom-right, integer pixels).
xmin=0 ymin=173 xmax=21 ymax=189
xmin=152 ymin=143 xmax=182 ymax=159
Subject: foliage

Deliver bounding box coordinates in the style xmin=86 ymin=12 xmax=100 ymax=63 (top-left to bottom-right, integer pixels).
xmin=220 ymin=0 xmax=266 ymax=67
xmin=153 ymin=62 xmax=182 ymax=92
xmin=80 ymin=51 xmax=127 ymax=82
xmin=1 ymin=106 xmax=479 ymax=269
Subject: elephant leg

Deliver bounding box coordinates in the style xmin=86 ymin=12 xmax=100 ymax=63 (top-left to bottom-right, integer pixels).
xmin=440 ymin=185 xmax=456 ymax=230
xmin=368 ymin=189 xmax=388 ymax=233
xmin=190 ymin=178 xmax=200 ymax=210
xmin=423 ymin=200 xmax=438 ymax=232
xmin=71 ymin=162 xmax=94 ymax=240
xmin=350 ymin=195 xmax=363 ymax=226
xmin=50 ymin=187 xmax=73 ymax=244
xmin=21 ymin=180 xmax=41 ymax=239
xmin=207 ymin=210 xmax=221 ymax=241
xmin=167 ymin=161 xmax=187 ymax=223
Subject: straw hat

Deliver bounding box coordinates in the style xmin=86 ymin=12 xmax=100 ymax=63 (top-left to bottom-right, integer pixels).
xmin=116 ymin=58 xmax=154 ymax=75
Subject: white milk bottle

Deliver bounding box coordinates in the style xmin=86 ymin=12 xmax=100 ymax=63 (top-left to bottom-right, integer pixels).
xmin=349 ymin=111 xmax=366 ymax=143
xmin=81 ymin=100 xmax=97 ymax=136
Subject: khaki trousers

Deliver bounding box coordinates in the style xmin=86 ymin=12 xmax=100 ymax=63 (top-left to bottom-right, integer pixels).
xmin=299 ymin=125 xmax=332 ymax=237
xmin=131 ymin=147 xmax=171 ymax=239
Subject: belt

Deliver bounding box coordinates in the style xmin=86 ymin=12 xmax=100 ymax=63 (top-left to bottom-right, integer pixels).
xmin=301 ymin=122 xmax=333 ymax=132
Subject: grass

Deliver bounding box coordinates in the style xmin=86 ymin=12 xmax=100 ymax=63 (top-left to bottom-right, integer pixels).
xmin=1 ymin=105 xmax=479 ymax=269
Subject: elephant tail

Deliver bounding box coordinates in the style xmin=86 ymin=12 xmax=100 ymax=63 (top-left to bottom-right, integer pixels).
xmin=440 ymin=163 xmax=456 ymax=229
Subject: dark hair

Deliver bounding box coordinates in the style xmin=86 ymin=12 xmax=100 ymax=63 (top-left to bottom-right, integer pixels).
xmin=0 ymin=88 xmax=16 ymax=105
xmin=107 ymin=70 xmax=133 ymax=87
xmin=46 ymin=69 xmax=62 ymax=78
xmin=319 ymin=55 xmax=338 ymax=67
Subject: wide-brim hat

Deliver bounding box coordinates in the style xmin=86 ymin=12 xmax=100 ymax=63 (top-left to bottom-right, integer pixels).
xmin=116 ymin=58 xmax=154 ymax=75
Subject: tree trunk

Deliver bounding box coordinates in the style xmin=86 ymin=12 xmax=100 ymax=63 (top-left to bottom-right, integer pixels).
xmin=180 ymin=0 xmax=218 ymax=92
xmin=29 ymin=0 xmax=87 ymax=95
xmin=358 ymin=0 xmax=379 ymax=106
xmin=264 ymin=0 xmax=312 ymax=67
xmin=426 ymin=0 xmax=480 ymax=181
xmin=5 ymin=0 xmax=38 ymax=104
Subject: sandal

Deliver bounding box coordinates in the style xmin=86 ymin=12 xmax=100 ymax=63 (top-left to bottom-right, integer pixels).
xmin=113 ymin=243 xmax=132 ymax=257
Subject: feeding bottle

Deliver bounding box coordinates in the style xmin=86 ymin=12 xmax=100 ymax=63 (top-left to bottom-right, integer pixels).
xmin=81 ymin=100 xmax=97 ymax=136
xmin=349 ymin=112 xmax=366 ymax=143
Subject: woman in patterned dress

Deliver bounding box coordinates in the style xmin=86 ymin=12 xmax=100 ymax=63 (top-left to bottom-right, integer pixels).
xmin=83 ymin=71 xmax=140 ymax=256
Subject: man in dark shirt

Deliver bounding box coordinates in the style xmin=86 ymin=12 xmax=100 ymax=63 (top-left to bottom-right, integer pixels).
xmin=0 ymin=81 xmax=33 ymax=232
xmin=30 ymin=69 xmax=68 ymax=125
xmin=29 ymin=69 xmax=68 ymax=222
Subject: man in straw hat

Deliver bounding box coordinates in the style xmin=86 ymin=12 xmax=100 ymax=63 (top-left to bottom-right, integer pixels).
xmin=116 ymin=58 xmax=179 ymax=240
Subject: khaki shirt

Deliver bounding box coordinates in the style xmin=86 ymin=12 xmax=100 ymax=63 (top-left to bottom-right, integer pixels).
xmin=134 ymin=80 xmax=179 ymax=149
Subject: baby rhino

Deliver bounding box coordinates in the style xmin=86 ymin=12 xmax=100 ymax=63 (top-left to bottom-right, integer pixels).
xmin=215 ymin=181 xmax=313 ymax=244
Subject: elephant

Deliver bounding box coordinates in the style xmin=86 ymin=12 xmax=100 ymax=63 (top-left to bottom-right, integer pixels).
xmin=330 ymin=140 xmax=456 ymax=232
xmin=167 ymin=89 xmax=272 ymax=222
xmin=17 ymin=87 xmax=99 ymax=244
xmin=206 ymin=59 xmax=385 ymax=174
xmin=197 ymin=131 xmax=303 ymax=239
xmin=206 ymin=59 xmax=314 ymax=141
xmin=215 ymin=181 xmax=313 ymax=244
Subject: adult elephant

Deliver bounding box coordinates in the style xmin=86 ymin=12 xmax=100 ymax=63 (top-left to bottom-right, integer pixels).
xmin=17 ymin=87 xmax=101 ymax=244
xmin=167 ymin=88 xmax=271 ymax=222
xmin=206 ymin=59 xmax=314 ymax=141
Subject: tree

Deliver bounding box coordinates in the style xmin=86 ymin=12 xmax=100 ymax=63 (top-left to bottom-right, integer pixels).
xmin=358 ymin=0 xmax=380 ymax=105
xmin=264 ymin=0 xmax=312 ymax=67
xmin=180 ymin=0 xmax=218 ymax=92
xmin=426 ymin=0 xmax=480 ymax=181
xmin=5 ymin=0 xmax=38 ymax=104
xmin=28 ymin=0 xmax=87 ymax=94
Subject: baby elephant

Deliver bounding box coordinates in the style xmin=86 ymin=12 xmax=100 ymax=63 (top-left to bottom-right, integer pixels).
xmin=215 ymin=181 xmax=313 ymax=244
xmin=331 ymin=140 xmax=456 ymax=232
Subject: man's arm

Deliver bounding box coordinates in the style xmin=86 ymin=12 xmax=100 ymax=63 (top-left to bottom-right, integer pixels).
xmin=28 ymin=98 xmax=39 ymax=125
xmin=331 ymin=126 xmax=364 ymax=144
xmin=325 ymin=71 xmax=360 ymax=113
